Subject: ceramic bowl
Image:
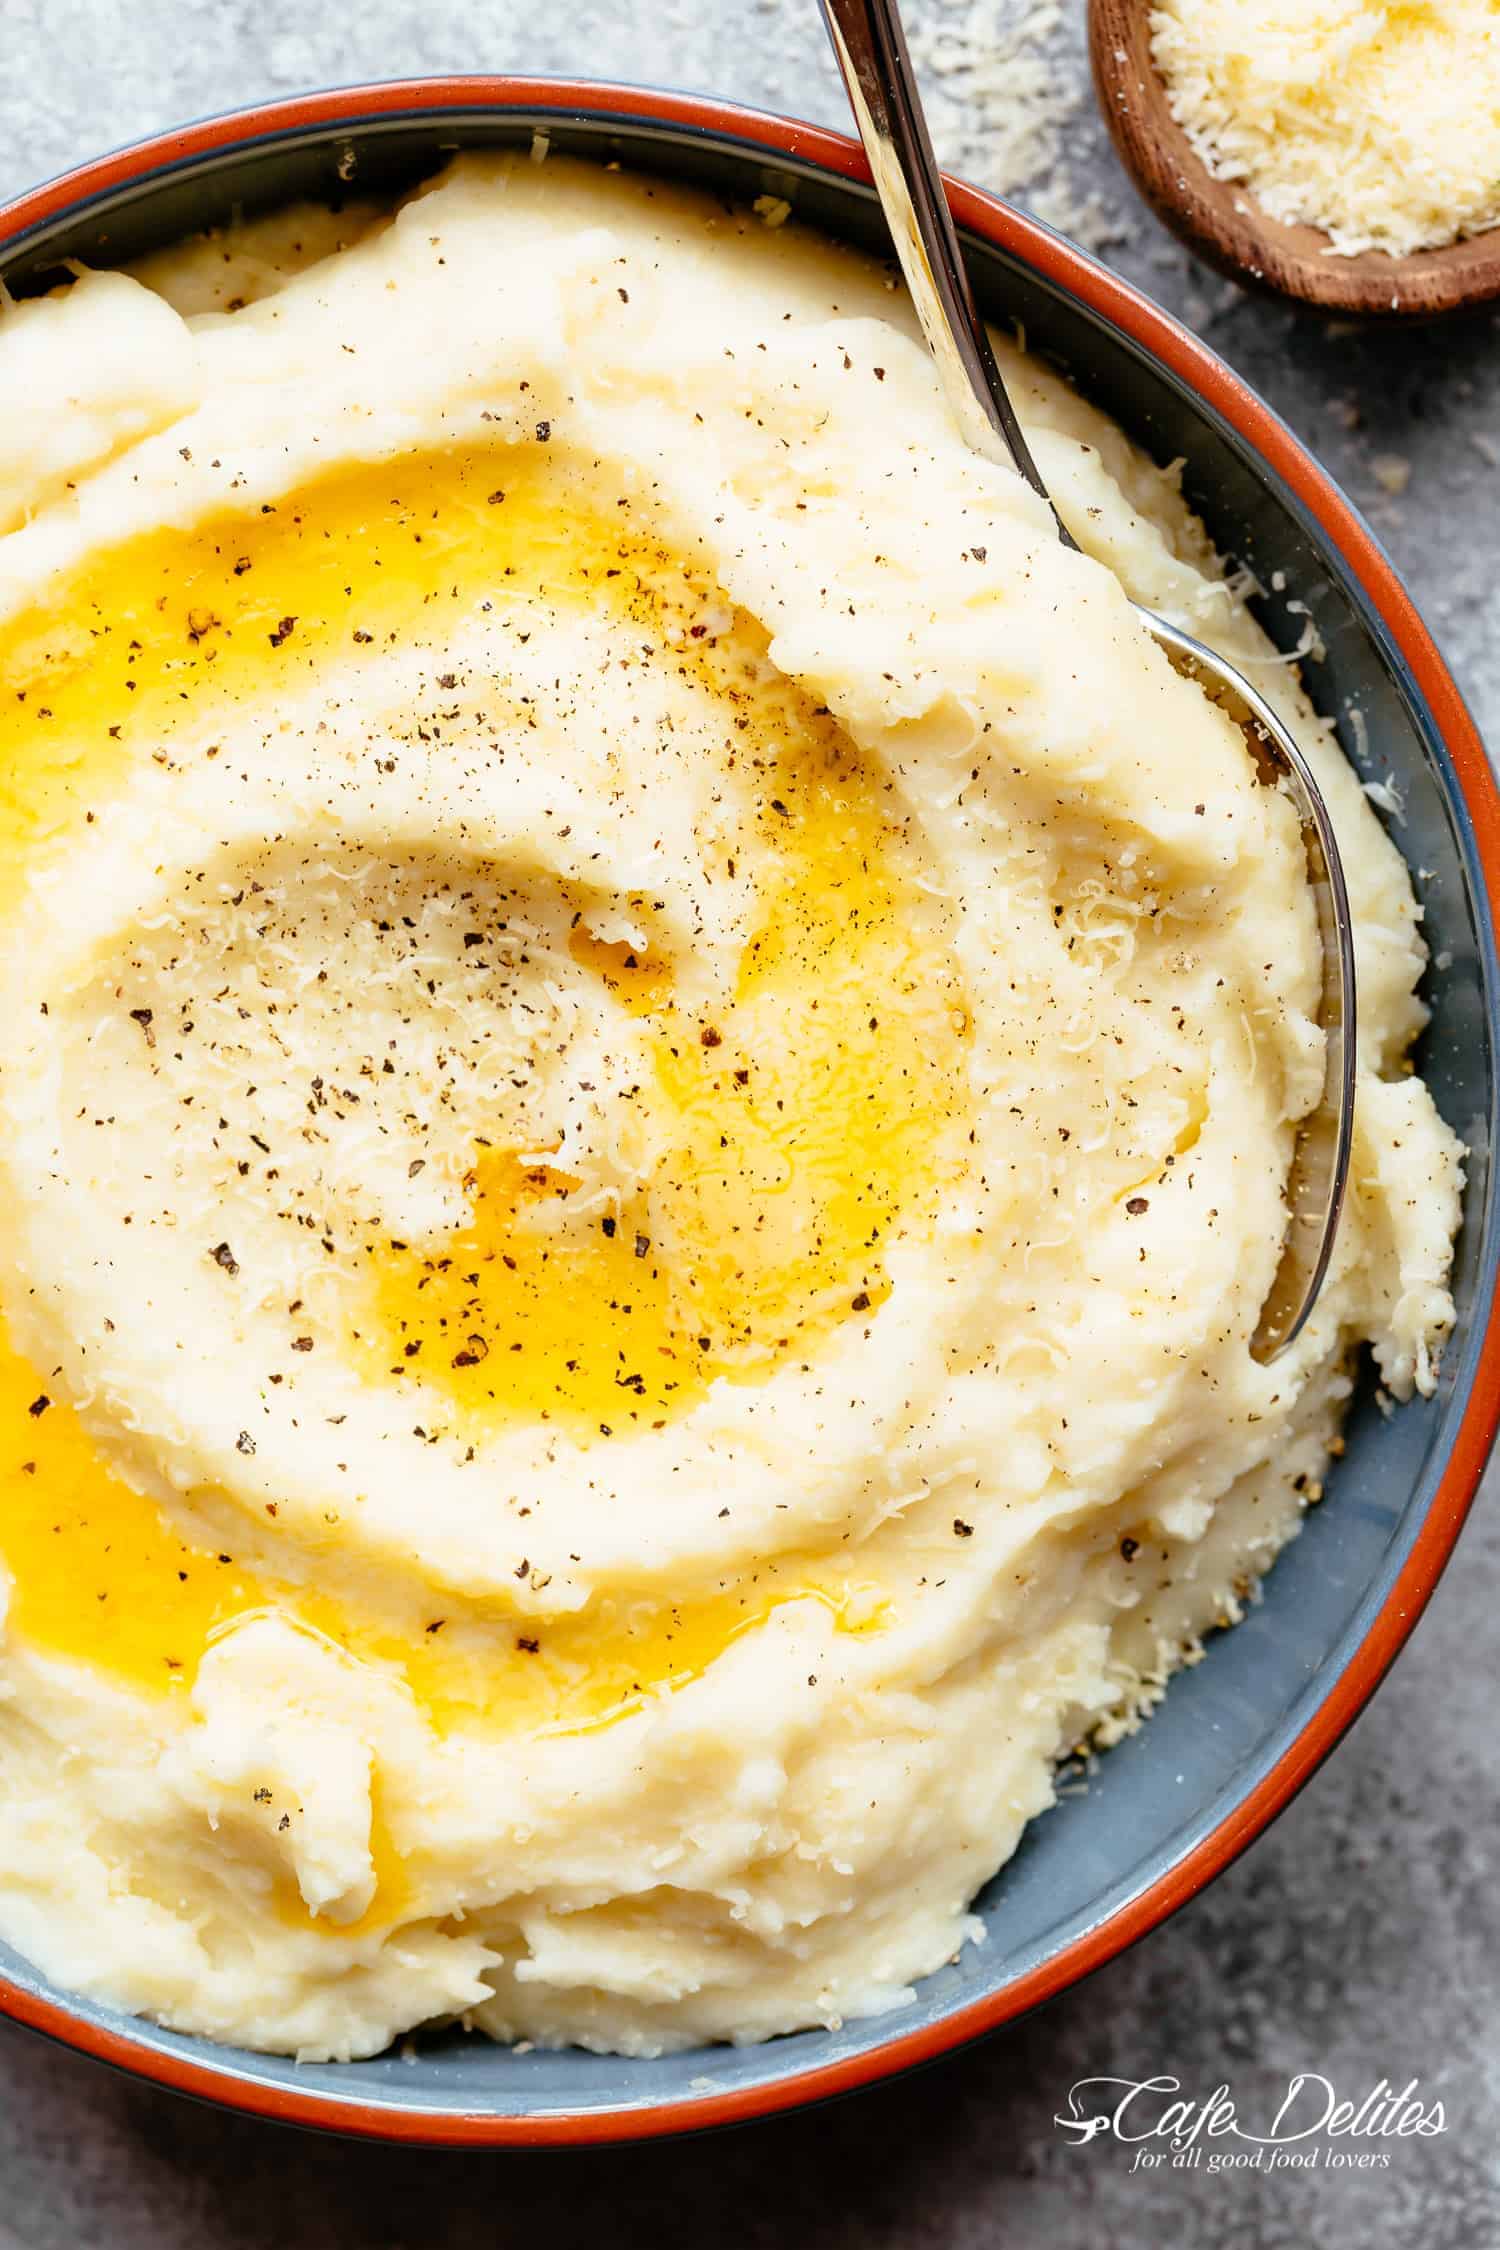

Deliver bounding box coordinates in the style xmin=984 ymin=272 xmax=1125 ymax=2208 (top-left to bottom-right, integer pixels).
xmin=0 ymin=78 xmax=1496 ymax=2146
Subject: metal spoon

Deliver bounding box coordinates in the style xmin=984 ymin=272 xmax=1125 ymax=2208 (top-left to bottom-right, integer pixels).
xmin=818 ymin=0 xmax=1356 ymax=1362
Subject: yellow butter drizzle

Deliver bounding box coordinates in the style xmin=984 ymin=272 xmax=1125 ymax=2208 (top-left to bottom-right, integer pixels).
xmin=0 ymin=1328 xmax=882 ymax=1722
xmin=0 ymin=444 xmax=937 ymax=1860
xmin=367 ymin=717 xmax=966 ymax=1432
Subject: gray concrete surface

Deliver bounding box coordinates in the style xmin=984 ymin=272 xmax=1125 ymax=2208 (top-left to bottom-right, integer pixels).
xmin=0 ymin=2 xmax=1496 ymax=2244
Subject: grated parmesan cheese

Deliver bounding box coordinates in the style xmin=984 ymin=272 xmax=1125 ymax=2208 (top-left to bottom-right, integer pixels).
xmin=1150 ymin=0 xmax=1500 ymax=256
xmin=906 ymin=0 xmax=1139 ymax=252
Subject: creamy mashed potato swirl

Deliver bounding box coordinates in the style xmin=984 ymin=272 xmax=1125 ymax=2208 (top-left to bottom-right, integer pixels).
xmin=0 ymin=157 xmax=1460 ymax=2059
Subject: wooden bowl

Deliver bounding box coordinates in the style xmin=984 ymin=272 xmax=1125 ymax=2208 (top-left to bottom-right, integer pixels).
xmin=1089 ymin=0 xmax=1500 ymax=318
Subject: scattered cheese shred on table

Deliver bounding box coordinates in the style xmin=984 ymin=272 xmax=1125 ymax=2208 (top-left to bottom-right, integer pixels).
xmin=1150 ymin=0 xmax=1500 ymax=256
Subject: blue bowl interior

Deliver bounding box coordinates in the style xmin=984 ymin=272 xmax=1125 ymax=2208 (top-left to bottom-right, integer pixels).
xmin=1 ymin=102 xmax=1494 ymax=2133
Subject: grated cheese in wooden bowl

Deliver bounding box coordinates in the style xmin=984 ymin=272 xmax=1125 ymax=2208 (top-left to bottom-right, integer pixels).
xmin=1150 ymin=0 xmax=1500 ymax=257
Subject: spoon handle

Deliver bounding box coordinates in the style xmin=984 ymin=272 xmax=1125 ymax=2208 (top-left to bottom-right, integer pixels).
xmin=817 ymin=0 xmax=1074 ymax=543
xmin=820 ymin=0 xmax=1355 ymax=1364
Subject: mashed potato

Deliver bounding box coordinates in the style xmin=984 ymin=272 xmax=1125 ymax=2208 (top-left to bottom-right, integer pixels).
xmin=0 ymin=156 xmax=1460 ymax=2060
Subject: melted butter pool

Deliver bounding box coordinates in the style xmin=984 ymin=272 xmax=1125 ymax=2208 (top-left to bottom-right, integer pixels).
xmin=0 ymin=443 xmax=951 ymax=1763
xmin=366 ymin=709 xmax=966 ymax=1433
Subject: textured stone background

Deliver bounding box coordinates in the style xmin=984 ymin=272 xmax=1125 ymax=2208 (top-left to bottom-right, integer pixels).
xmin=0 ymin=2 xmax=1496 ymax=2243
